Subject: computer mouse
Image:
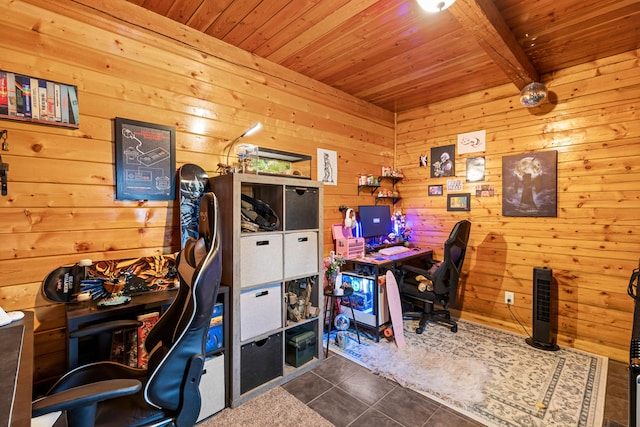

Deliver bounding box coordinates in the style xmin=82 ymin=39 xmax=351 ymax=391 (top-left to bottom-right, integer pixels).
xmin=413 ymin=247 xmax=420 ymax=251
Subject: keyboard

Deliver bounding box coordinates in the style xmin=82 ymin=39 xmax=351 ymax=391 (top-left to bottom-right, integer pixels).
xmin=378 ymin=245 xmax=411 ymax=256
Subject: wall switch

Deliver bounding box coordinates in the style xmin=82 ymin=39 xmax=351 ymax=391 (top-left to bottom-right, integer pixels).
xmin=505 ymin=291 xmax=514 ymax=305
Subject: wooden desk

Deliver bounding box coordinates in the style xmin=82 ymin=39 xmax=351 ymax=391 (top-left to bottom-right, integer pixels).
xmin=65 ymin=290 xmax=177 ymax=369
xmin=0 ymin=311 xmax=33 ymax=427
xmin=344 ymin=247 xmax=433 ymax=340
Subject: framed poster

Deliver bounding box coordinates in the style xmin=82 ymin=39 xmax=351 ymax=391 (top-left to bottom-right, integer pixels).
xmin=447 ymin=193 xmax=471 ymax=212
xmin=502 ymin=150 xmax=557 ymax=217
xmin=115 ymin=117 xmax=176 ymax=201
xmin=431 ymin=145 xmax=455 ymax=178
xmin=457 ymin=130 xmax=486 ymax=154
xmin=317 ymin=148 xmax=337 ymax=185
xmin=466 ymin=156 xmax=485 ymax=182
xmin=428 ymin=184 xmax=443 ymax=196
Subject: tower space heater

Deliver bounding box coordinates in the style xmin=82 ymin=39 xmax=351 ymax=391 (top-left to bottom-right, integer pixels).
xmin=526 ymin=267 xmax=559 ymax=351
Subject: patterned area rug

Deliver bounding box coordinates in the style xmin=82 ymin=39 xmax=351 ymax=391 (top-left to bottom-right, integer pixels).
xmin=326 ymin=319 xmax=607 ymax=427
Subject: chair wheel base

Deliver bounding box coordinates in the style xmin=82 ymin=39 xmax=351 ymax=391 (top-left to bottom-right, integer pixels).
xmin=416 ymin=327 xmax=424 ymax=334
xmin=450 ymin=324 xmax=458 ymax=333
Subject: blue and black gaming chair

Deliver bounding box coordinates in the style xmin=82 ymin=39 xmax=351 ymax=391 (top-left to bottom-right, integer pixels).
xmin=32 ymin=192 xmax=222 ymax=427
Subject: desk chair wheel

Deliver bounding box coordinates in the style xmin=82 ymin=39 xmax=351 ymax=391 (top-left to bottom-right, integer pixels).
xmin=450 ymin=324 xmax=458 ymax=333
xmin=416 ymin=326 xmax=424 ymax=334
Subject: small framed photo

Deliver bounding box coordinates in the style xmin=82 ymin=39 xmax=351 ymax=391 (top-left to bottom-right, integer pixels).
xmin=428 ymin=184 xmax=443 ymax=196
xmin=447 ymin=193 xmax=471 ymax=211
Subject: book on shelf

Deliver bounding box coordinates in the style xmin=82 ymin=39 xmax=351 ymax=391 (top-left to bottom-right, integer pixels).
xmin=14 ymin=75 xmax=24 ymax=117
xmin=46 ymin=81 xmax=55 ymax=120
xmin=29 ymin=77 xmax=40 ymax=120
xmin=137 ymin=311 xmax=160 ymax=368
xmin=60 ymin=84 xmax=69 ymax=124
xmin=205 ymin=302 xmax=224 ymax=353
xmin=53 ymin=83 xmax=61 ymax=122
xmin=21 ymin=76 xmax=32 ymax=119
xmin=126 ymin=327 xmax=138 ymax=368
xmin=38 ymin=80 xmax=47 ymax=120
xmin=110 ymin=329 xmax=126 ymax=364
xmin=110 ymin=326 xmax=139 ymax=368
xmin=0 ymin=72 xmax=7 ymax=116
xmin=67 ymin=85 xmax=79 ymax=125
xmin=6 ymin=73 xmax=16 ymax=116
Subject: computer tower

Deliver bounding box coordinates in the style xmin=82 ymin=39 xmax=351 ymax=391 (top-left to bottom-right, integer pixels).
xmin=339 ymin=272 xmax=389 ymax=327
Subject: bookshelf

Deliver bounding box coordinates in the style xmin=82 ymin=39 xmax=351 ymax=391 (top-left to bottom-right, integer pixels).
xmin=0 ymin=70 xmax=79 ymax=129
xmin=211 ymin=173 xmax=324 ymax=408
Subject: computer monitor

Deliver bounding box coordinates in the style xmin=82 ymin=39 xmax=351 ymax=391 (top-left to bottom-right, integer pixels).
xmin=358 ymin=205 xmax=392 ymax=238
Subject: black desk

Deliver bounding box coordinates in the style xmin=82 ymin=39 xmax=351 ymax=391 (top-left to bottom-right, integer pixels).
xmin=344 ymin=247 xmax=433 ymax=340
xmin=65 ymin=290 xmax=176 ymax=369
xmin=0 ymin=311 xmax=33 ymax=427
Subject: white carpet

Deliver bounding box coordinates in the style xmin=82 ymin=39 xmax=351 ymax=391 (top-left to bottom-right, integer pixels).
xmin=326 ymin=319 xmax=607 ymax=427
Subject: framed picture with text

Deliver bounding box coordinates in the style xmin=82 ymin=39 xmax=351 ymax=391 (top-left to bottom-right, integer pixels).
xmin=447 ymin=193 xmax=471 ymax=211
xmin=115 ymin=117 xmax=176 ymax=201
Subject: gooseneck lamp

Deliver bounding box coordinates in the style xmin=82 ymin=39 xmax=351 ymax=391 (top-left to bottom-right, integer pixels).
xmin=224 ymin=122 xmax=262 ymax=168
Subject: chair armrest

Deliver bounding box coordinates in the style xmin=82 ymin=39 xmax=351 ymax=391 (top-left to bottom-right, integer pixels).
xmin=400 ymin=264 xmax=431 ymax=276
xmin=69 ymin=320 xmax=143 ymax=339
xmin=32 ymin=379 xmax=141 ymax=417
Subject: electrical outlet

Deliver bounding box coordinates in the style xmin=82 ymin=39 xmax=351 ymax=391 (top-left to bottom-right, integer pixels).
xmin=505 ymin=291 xmax=514 ymax=305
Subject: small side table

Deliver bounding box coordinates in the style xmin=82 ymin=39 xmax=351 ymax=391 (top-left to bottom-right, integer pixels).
xmin=323 ymin=288 xmax=361 ymax=357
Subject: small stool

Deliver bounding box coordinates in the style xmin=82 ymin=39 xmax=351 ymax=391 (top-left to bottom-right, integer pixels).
xmin=323 ymin=287 xmax=361 ymax=357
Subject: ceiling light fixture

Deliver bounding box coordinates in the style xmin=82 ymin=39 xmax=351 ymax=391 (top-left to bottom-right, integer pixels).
xmin=416 ymin=0 xmax=456 ymax=13
xmin=224 ymin=122 xmax=262 ymax=169
xmin=519 ymin=82 xmax=548 ymax=108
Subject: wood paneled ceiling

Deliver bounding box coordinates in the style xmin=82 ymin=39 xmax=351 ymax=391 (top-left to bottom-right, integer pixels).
xmin=127 ymin=0 xmax=640 ymax=112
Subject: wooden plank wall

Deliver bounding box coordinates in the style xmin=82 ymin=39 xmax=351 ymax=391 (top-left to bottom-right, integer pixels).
xmin=1 ymin=0 xmax=636 ymax=395
xmin=0 ymin=0 xmax=394 ymax=390
xmin=396 ymin=48 xmax=640 ymax=362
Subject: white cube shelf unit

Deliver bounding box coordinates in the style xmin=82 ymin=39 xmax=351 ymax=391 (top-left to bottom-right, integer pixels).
xmin=211 ymin=173 xmax=324 ymax=407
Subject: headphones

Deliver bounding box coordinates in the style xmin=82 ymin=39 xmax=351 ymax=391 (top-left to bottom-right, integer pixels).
xmin=344 ymin=208 xmax=356 ymax=228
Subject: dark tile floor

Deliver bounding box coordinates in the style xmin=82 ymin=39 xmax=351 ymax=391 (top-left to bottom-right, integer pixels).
xmin=282 ymin=352 xmax=630 ymax=427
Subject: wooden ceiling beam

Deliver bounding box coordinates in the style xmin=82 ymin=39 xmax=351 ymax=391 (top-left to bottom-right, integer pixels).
xmin=448 ymin=0 xmax=538 ymax=90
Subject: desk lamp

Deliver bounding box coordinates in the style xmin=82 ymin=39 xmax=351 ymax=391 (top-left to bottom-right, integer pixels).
xmin=222 ymin=122 xmax=262 ymax=174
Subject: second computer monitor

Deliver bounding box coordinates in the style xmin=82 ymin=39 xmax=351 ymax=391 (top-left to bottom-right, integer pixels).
xmin=358 ymin=205 xmax=392 ymax=238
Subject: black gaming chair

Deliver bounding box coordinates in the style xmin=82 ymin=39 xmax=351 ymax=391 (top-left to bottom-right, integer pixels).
xmin=32 ymin=192 xmax=222 ymax=427
xmin=398 ymin=220 xmax=471 ymax=334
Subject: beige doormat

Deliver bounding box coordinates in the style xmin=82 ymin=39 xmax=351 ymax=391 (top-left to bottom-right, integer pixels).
xmin=197 ymin=386 xmax=333 ymax=427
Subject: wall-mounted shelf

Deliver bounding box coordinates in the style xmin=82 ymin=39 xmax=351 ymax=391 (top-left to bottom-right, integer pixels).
xmin=1 ymin=71 xmax=79 ymax=128
xmin=375 ymin=195 xmax=401 ymax=205
xmin=357 ymin=184 xmax=379 ymax=195
xmin=358 ymin=175 xmax=402 ymax=205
